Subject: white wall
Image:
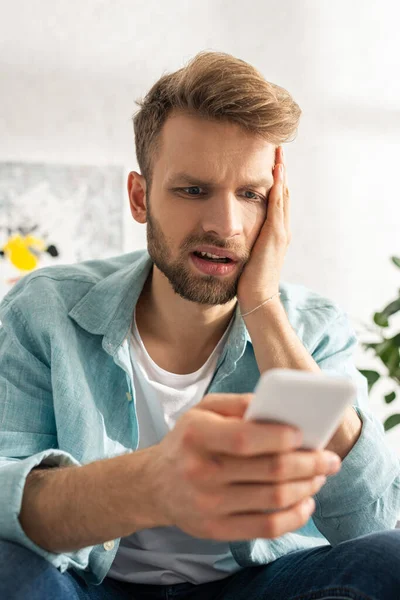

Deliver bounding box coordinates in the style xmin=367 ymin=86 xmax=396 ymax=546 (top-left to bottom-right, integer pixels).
xmin=1 ymin=0 xmax=399 ymax=453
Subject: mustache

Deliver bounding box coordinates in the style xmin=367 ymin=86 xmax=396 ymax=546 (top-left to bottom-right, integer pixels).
xmin=180 ymin=234 xmax=249 ymax=262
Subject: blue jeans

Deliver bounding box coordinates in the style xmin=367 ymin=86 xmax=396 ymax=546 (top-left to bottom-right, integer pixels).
xmin=1 ymin=530 xmax=400 ymax=600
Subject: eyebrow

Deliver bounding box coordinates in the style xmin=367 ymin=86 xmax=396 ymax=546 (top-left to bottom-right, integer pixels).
xmin=166 ymin=172 xmax=273 ymax=189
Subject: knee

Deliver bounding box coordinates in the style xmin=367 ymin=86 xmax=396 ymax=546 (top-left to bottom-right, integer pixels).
xmin=352 ymin=529 xmax=400 ymax=562
xmin=0 ymin=540 xmax=67 ymax=599
xmin=339 ymin=530 xmax=400 ymax=590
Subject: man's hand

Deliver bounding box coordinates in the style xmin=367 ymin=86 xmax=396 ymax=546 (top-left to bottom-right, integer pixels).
xmin=149 ymin=393 xmax=342 ymax=541
xmin=237 ymin=146 xmax=290 ymax=314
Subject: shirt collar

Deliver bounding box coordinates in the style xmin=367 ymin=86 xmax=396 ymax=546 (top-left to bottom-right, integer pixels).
xmin=68 ymin=249 xmax=252 ymax=357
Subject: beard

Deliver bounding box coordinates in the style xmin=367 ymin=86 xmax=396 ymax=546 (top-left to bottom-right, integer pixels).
xmin=146 ymin=204 xmax=248 ymax=305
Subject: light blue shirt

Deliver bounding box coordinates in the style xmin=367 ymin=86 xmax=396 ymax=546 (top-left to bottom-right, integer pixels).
xmin=0 ymin=249 xmax=399 ymax=586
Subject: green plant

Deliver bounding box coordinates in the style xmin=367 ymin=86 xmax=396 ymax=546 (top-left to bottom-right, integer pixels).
xmin=358 ymin=256 xmax=400 ymax=432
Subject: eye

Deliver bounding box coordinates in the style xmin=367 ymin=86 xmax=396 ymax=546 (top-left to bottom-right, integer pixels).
xmin=243 ymin=190 xmax=268 ymax=203
xmin=243 ymin=191 xmax=261 ymax=201
xmin=179 ymin=187 xmax=265 ymax=201
xmin=182 ymin=187 xmax=204 ymax=196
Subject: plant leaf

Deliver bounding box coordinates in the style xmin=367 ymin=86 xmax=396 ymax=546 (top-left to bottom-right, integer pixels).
xmin=375 ymin=299 xmax=400 ymax=326
xmin=390 ymin=333 xmax=400 ymax=348
xmin=383 ymin=414 xmax=400 ymax=431
xmin=391 ymin=256 xmax=400 ymax=268
xmin=373 ymin=312 xmax=389 ymax=327
xmin=358 ymin=369 xmax=380 ymax=392
xmin=384 ymin=391 xmax=396 ymax=404
xmin=392 ymin=368 xmax=400 ymax=386
xmin=373 ymin=339 xmax=396 ymax=365
xmin=386 ymin=346 xmax=400 ymax=378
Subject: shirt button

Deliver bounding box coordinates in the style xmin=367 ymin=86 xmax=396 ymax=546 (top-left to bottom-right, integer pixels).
xmin=103 ymin=540 xmax=115 ymax=551
xmin=126 ymin=392 xmax=132 ymax=401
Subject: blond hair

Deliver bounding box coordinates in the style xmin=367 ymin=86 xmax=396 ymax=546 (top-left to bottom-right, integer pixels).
xmin=132 ymin=50 xmax=301 ymax=190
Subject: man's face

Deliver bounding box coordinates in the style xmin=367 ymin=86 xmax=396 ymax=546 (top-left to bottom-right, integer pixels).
xmin=144 ymin=110 xmax=276 ymax=305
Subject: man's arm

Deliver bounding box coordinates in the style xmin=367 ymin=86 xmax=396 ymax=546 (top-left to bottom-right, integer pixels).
xmin=19 ymin=447 xmax=164 ymax=553
xmin=244 ymin=303 xmax=400 ymax=540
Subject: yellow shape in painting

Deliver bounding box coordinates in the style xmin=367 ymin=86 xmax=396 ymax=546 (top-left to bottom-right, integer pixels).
xmin=3 ymin=234 xmax=46 ymax=271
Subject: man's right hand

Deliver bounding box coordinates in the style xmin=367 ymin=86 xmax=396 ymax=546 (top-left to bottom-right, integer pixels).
xmin=148 ymin=393 xmax=342 ymax=541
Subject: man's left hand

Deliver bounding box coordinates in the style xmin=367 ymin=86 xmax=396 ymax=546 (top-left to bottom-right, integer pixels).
xmin=237 ymin=146 xmax=291 ymax=314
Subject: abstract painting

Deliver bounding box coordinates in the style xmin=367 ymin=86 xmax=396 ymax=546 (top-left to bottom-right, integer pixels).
xmin=0 ymin=162 xmax=124 ymax=300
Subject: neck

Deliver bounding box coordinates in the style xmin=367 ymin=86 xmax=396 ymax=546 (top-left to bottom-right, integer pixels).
xmin=136 ymin=265 xmax=237 ymax=357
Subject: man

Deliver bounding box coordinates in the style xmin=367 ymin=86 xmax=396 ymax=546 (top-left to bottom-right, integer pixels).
xmin=0 ymin=50 xmax=399 ymax=600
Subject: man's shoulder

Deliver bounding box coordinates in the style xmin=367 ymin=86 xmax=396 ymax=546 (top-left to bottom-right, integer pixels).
xmin=0 ymin=250 xmax=147 ymax=326
xmin=279 ymin=280 xmax=345 ymax=346
xmin=279 ymin=281 xmax=341 ymax=312
xmin=279 ymin=280 xmax=342 ymax=316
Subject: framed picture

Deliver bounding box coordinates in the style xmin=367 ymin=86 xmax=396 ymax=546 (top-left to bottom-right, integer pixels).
xmin=0 ymin=161 xmax=124 ymax=300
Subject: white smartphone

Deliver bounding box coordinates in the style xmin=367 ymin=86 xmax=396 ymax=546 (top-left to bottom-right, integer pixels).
xmin=243 ymin=368 xmax=358 ymax=450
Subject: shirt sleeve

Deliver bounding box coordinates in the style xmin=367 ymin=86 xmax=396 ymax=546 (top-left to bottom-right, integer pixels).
xmin=310 ymin=309 xmax=400 ymax=544
xmin=0 ymin=296 xmax=95 ymax=574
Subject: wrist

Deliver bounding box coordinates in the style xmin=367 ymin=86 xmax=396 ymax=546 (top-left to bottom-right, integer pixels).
xmin=239 ymin=291 xmax=282 ymax=318
xmin=120 ymin=447 xmax=170 ymax=530
xmin=134 ymin=446 xmax=173 ymax=528
xmin=325 ymin=406 xmax=363 ymax=459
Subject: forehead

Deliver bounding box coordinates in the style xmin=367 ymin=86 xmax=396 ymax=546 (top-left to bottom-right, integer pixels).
xmin=156 ymin=111 xmax=276 ymax=186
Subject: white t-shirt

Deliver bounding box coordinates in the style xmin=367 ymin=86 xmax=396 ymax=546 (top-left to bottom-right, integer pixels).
xmin=107 ymin=313 xmax=242 ymax=585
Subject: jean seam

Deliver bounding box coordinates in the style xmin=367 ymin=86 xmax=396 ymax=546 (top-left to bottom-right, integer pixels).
xmin=290 ymin=585 xmax=375 ymax=600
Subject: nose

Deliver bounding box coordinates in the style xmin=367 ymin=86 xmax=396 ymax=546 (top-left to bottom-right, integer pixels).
xmin=201 ymin=192 xmax=243 ymax=239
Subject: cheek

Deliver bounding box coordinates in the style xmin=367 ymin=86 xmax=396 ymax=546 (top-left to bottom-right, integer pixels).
xmin=156 ymin=201 xmax=195 ymax=247
xmin=158 ymin=194 xmax=196 ymax=224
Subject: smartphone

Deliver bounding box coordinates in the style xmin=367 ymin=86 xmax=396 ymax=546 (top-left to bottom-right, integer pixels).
xmin=243 ymin=368 xmax=357 ymax=450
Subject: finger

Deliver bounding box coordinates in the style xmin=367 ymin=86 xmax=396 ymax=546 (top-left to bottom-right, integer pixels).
xmin=221 ymin=476 xmax=325 ymax=514
xmin=273 ymin=145 xmax=278 ymax=169
xmin=270 ymin=145 xmax=283 ymax=203
xmin=268 ymin=162 xmax=284 ymax=222
xmin=278 ymin=146 xmax=287 ymax=187
xmin=275 ymin=145 xmax=284 ymax=166
xmin=205 ymin=450 xmax=340 ymax=484
xmin=269 ymin=148 xmax=284 ymax=206
xmin=187 ymin=411 xmax=301 ymax=457
xmin=205 ymin=496 xmax=315 ymax=541
xmin=196 ymin=393 xmax=253 ymax=418
xmin=282 ymin=159 xmax=291 ymax=237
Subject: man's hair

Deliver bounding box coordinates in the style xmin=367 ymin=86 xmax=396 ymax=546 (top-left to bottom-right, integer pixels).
xmin=132 ymin=50 xmax=301 ymax=191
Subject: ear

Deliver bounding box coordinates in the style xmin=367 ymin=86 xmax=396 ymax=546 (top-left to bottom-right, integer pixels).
xmin=127 ymin=171 xmax=147 ymax=224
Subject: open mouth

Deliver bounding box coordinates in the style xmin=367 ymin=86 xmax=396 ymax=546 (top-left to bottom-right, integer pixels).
xmin=192 ymin=251 xmax=233 ymax=264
